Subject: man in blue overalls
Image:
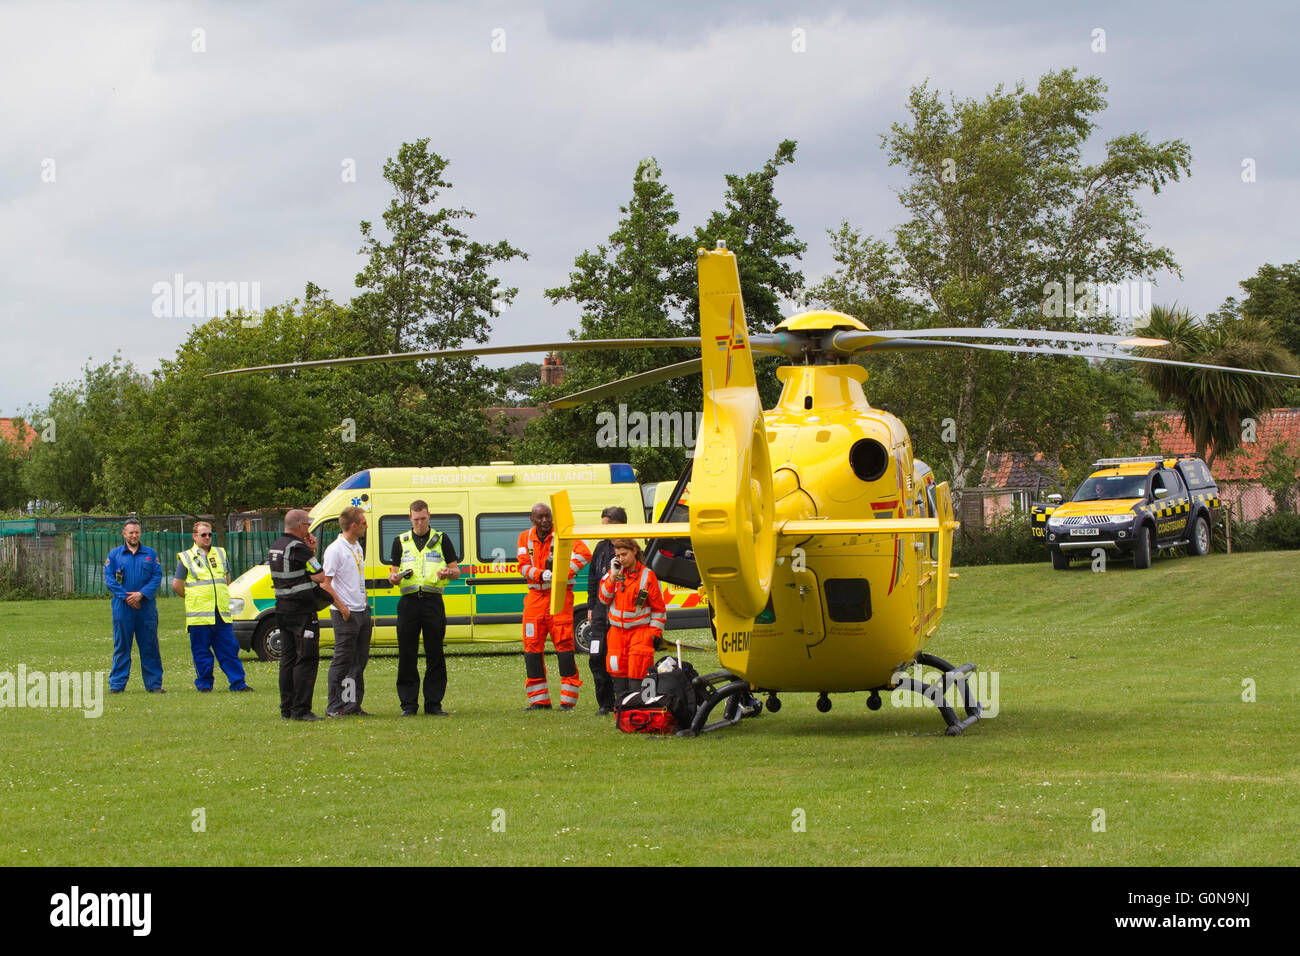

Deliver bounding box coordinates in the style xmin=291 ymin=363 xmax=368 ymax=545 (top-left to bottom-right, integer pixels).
xmin=104 ymin=519 xmax=164 ymax=693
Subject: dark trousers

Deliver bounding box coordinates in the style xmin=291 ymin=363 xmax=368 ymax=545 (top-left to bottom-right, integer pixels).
xmin=396 ymin=594 xmax=446 ymax=713
xmin=277 ymin=608 xmax=320 ymax=718
xmin=587 ymin=618 xmax=614 ymax=710
xmin=328 ymin=607 xmax=372 ymax=714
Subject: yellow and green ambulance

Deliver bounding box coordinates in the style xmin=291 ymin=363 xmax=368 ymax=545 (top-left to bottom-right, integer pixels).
xmin=229 ymin=463 xmax=710 ymax=659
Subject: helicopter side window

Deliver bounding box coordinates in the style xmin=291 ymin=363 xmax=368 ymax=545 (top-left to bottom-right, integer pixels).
xmin=824 ymin=579 xmax=872 ymax=622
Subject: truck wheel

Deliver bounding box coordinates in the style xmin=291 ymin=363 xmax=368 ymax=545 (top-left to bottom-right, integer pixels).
xmin=253 ymin=619 xmax=285 ymax=662
xmin=1189 ymin=515 xmax=1211 ymax=556
xmin=1051 ymin=549 xmax=1070 ymax=570
xmin=573 ymin=609 xmax=592 ymax=655
xmin=1133 ymin=525 xmax=1153 ymax=569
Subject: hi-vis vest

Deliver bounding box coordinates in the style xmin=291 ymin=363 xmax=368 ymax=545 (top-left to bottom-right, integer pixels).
xmin=600 ymin=562 xmax=667 ymax=633
xmin=178 ymin=545 xmax=230 ymax=625
xmin=398 ymin=530 xmax=447 ymax=594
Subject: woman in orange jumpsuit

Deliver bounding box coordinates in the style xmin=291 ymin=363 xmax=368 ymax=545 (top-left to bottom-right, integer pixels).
xmin=598 ymin=538 xmax=667 ymax=706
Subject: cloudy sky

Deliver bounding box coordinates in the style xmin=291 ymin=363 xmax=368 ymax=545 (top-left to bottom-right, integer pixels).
xmin=3 ymin=0 xmax=1297 ymax=414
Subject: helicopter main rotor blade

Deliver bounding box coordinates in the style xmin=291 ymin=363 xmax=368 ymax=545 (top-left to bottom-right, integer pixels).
xmin=829 ymin=328 xmax=1169 ymax=354
xmin=205 ymin=337 xmax=703 ymax=377
xmin=544 ymin=359 xmax=704 ymax=409
xmin=864 ymin=338 xmax=1300 ymax=379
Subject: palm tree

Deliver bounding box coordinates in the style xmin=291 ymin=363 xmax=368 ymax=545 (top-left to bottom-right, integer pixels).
xmin=1140 ymin=305 xmax=1299 ymax=466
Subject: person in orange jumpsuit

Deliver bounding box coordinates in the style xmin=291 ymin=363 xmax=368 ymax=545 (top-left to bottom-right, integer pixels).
xmin=517 ymin=502 xmax=592 ymax=709
xmin=598 ymin=538 xmax=667 ymax=707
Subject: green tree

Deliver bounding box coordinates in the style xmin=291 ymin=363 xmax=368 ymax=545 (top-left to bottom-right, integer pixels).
xmin=517 ymin=157 xmax=698 ymax=479
xmin=345 ymin=139 xmax=526 ymax=470
xmin=812 ymin=69 xmax=1192 ymax=490
xmin=518 ymin=145 xmax=806 ymax=479
xmin=22 ymin=356 xmax=149 ymax=512
xmin=0 ymin=431 xmax=32 ymax=512
xmin=1139 ymin=305 xmax=1298 ymax=467
xmin=1231 ymin=261 xmax=1300 ymax=359
xmin=692 ymin=139 xmax=807 ymax=408
xmin=101 ymin=303 xmax=337 ymax=540
xmin=1212 ymin=260 xmax=1300 ymax=405
xmin=1259 ymin=443 xmax=1300 ymax=512
xmin=692 ymin=139 xmax=806 ymax=334
xmin=501 ymin=361 xmax=542 ymax=405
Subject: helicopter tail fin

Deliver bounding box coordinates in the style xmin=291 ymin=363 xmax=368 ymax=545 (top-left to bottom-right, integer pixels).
xmin=697 ymin=246 xmax=758 ymax=392
xmin=691 ymin=246 xmax=776 ymax=627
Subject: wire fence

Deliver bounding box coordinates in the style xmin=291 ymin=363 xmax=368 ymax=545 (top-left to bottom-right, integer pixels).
xmin=1 ymin=516 xmax=283 ymax=598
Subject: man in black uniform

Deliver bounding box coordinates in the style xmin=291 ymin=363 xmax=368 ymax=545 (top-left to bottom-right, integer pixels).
xmin=388 ymin=500 xmax=460 ymax=716
xmin=269 ymin=509 xmax=343 ymax=722
xmin=586 ymin=505 xmax=626 ymax=716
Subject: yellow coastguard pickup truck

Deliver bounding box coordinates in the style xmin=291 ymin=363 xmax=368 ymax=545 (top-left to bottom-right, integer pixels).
xmin=229 ymin=462 xmax=711 ymax=659
xmin=1031 ymin=456 xmax=1221 ymax=570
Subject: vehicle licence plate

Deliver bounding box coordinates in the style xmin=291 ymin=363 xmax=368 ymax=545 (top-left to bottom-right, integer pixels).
xmin=1071 ymin=528 xmax=1100 ymax=536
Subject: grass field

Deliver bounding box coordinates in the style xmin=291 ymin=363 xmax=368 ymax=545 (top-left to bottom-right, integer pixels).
xmin=2 ymin=552 xmax=1297 ymax=866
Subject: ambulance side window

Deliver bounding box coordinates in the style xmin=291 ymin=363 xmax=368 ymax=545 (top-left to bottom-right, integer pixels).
xmin=477 ymin=513 xmax=532 ymax=562
xmin=312 ymin=519 xmax=341 ymax=562
xmin=378 ymin=515 xmax=463 ymax=565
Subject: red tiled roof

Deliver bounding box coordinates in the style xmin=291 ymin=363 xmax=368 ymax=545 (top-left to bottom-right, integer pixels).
xmin=1139 ymin=409 xmax=1300 ymax=481
xmin=981 ymin=451 xmax=1062 ymax=489
xmin=0 ymin=418 xmax=35 ymax=449
xmin=486 ymin=406 xmax=543 ymax=439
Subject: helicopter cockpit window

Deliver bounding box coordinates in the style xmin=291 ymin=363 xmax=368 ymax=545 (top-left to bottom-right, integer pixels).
xmin=824 ymin=578 xmax=872 ymax=622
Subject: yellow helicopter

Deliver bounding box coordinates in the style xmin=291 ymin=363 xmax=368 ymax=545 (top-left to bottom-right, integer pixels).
xmin=216 ymin=243 xmax=1300 ymax=736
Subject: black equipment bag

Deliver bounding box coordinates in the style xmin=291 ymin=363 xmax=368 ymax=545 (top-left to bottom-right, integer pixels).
xmin=639 ymin=657 xmax=700 ymax=727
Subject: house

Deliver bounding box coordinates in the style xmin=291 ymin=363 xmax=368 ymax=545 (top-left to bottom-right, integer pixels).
xmin=1138 ymin=409 xmax=1300 ymax=520
xmin=0 ymin=418 xmax=35 ymax=450
xmin=975 ymin=409 xmax=1300 ymax=527
xmin=974 ymin=451 xmax=1064 ymax=527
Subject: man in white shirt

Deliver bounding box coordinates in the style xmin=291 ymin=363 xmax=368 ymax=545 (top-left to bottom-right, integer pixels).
xmin=323 ymin=505 xmax=372 ymax=717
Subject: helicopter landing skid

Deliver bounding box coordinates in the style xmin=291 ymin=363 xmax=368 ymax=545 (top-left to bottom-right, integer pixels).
xmin=889 ymin=652 xmax=983 ymax=735
xmin=676 ymin=670 xmax=763 ymax=737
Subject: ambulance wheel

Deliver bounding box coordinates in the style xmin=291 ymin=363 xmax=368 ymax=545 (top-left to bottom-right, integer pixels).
xmin=253 ymin=619 xmax=285 ymax=662
xmin=1189 ymin=515 xmax=1211 ymax=557
xmin=1051 ymin=549 xmax=1070 ymax=571
xmin=1133 ymin=525 xmax=1153 ymax=569
xmin=573 ymin=609 xmax=592 ymax=654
